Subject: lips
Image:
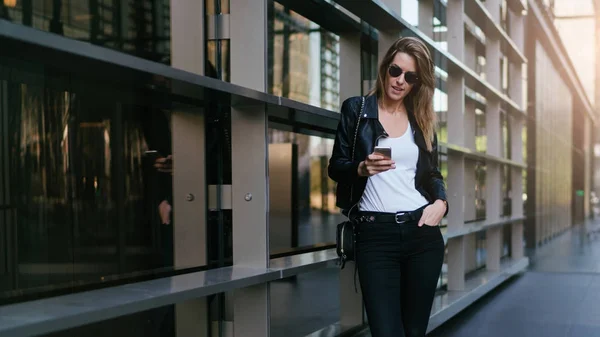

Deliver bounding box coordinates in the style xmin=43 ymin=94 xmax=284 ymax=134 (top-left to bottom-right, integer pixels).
xmin=392 ymin=85 xmax=403 ymax=92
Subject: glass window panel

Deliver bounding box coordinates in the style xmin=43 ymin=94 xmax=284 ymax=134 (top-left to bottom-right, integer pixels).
xmin=3 ymin=0 xmax=171 ymax=64
xmin=268 ymin=129 xmax=342 ymax=254
xmin=269 ymin=3 xmax=340 ymax=111
xmin=475 ymin=162 xmax=487 ymax=220
xmin=0 ymin=54 xmax=212 ymax=304
xmin=475 ymin=109 xmax=487 ymax=153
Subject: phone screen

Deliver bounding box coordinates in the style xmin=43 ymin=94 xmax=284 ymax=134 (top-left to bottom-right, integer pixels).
xmin=374 ymin=146 xmax=392 ymax=159
xmin=144 ymin=150 xmax=162 ymax=161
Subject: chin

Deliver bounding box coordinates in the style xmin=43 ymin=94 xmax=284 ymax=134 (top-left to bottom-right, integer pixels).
xmin=386 ymin=89 xmax=406 ymax=102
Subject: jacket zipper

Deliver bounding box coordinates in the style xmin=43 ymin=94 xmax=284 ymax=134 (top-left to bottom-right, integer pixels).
xmin=340 ymin=224 xmax=346 ymax=258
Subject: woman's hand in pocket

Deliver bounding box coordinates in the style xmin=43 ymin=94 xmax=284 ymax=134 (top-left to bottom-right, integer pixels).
xmin=418 ymin=200 xmax=447 ymax=227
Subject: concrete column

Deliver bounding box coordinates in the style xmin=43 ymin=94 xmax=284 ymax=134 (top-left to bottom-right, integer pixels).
xmin=509 ymin=9 xmax=525 ymax=51
xmin=170 ymin=1 xmax=208 ymax=335
xmin=171 ymin=0 xmax=204 ymax=75
xmin=485 ymin=0 xmax=501 ymax=23
xmin=418 ymin=0 xmax=434 ymax=38
xmin=447 ymin=0 xmax=465 ymax=62
xmin=486 ymin=226 xmax=502 ymax=271
xmin=339 ymin=30 xmax=364 ymax=329
xmin=509 ymin=62 xmax=523 ymax=108
xmin=465 ymin=34 xmax=477 ymax=71
xmin=230 ymin=1 xmax=270 ymax=336
xmin=512 ymin=168 xmax=523 ymax=218
xmin=447 ymin=155 xmax=465 ymax=291
xmin=340 ymin=33 xmax=362 ymax=100
xmin=464 ymin=160 xmax=476 ymax=221
xmin=446 ymin=0 xmax=467 ymax=291
xmin=486 ymin=163 xmax=503 ymax=271
xmin=464 ymin=99 xmax=476 ymax=151
xmin=464 ymin=233 xmax=477 ymax=272
xmin=378 ymin=31 xmax=399 ymax=66
xmin=485 ymin=40 xmax=501 ymax=91
xmin=486 ymin=163 xmax=502 ymax=221
xmin=487 ymin=99 xmax=502 ymax=157
xmin=447 ymin=237 xmax=465 ymax=291
xmin=448 ymin=156 xmax=466 ymax=229
xmin=230 ymin=103 xmax=270 ymax=337
xmin=511 ymin=221 xmax=524 ymax=259
xmin=510 ymin=116 xmax=524 ymax=164
xmin=448 ymin=75 xmax=465 ymax=147
xmin=231 ymin=0 xmax=266 ymax=92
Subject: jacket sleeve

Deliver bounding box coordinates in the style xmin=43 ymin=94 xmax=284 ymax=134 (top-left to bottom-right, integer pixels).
xmin=328 ymin=97 xmax=362 ymax=185
xmin=428 ymin=132 xmax=449 ymax=216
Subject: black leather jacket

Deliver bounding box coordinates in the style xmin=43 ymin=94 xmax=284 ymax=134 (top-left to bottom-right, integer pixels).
xmin=328 ymin=94 xmax=448 ymax=215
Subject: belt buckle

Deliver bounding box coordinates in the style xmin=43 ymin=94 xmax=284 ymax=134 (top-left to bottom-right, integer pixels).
xmin=395 ymin=212 xmax=406 ymax=224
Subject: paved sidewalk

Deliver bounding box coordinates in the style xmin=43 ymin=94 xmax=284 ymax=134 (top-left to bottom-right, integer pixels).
xmin=429 ymin=222 xmax=600 ymax=337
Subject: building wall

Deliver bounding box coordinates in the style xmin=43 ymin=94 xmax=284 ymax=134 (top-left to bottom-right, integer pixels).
xmin=533 ymin=40 xmax=573 ymax=241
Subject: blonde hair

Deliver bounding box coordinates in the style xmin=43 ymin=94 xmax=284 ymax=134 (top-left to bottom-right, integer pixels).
xmin=369 ymin=37 xmax=436 ymax=151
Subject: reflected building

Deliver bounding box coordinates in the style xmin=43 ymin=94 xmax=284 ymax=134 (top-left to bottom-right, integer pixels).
xmin=0 ymin=0 xmax=171 ymax=63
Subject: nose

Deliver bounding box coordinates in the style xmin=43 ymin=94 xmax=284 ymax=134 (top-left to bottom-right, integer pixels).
xmin=396 ymin=73 xmax=406 ymax=85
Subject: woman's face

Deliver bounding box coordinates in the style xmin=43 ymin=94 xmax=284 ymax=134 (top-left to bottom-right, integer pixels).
xmin=384 ymin=52 xmax=419 ymax=104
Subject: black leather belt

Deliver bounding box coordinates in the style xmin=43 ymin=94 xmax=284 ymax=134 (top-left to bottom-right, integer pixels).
xmin=356 ymin=207 xmax=425 ymax=224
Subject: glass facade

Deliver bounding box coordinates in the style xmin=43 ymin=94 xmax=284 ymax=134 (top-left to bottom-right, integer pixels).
xmin=532 ymin=40 xmax=573 ymax=244
xmin=0 ymin=56 xmax=186 ymax=305
xmin=265 ymin=2 xmax=343 ymax=255
xmin=269 ymin=2 xmax=340 ymax=110
xmin=0 ymin=0 xmax=171 ymax=64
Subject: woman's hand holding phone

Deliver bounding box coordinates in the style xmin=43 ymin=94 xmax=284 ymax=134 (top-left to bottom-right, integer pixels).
xmin=358 ymin=148 xmax=395 ymax=177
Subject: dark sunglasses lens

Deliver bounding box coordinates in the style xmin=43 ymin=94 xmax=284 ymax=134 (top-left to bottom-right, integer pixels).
xmin=405 ymin=72 xmax=419 ymax=84
xmin=388 ymin=65 xmax=402 ymax=77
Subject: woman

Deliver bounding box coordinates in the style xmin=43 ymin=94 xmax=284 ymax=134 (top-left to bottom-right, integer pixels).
xmin=328 ymin=37 xmax=448 ymax=337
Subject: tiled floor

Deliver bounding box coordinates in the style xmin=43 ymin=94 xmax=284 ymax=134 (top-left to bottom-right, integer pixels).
xmin=429 ymin=223 xmax=600 ymax=337
xmin=270 ymin=267 xmax=340 ymax=337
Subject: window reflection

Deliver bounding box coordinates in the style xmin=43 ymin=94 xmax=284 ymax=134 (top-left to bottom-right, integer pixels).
xmin=268 ymin=129 xmax=342 ymax=254
xmin=475 ymin=108 xmax=487 ymax=153
xmin=1 ymin=0 xmax=171 ymax=64
xmin=502 ymin=164 xmax=512 ymax=216
xmin=475 ymin=231 xmax=486 ymax=270
xmin=0 ymin=60 xmax=183 ymax=304
xmin=474 ymin=161 xmax=486 ymax=220
xmin=501 ymin=110 xmax=511 ymax=159
xmin=269 ymin=2 xmax=340 ymax=110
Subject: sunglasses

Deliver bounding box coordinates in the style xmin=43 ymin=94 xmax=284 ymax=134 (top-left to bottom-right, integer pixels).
xmin=388 ymin=64 xmax=419 ymax=85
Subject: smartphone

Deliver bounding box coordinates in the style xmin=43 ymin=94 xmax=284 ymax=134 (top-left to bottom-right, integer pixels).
xmin=374 ymin=146 xmax=392 ymax=159
xmin=144 ymin=150 xmax=163 ymax=161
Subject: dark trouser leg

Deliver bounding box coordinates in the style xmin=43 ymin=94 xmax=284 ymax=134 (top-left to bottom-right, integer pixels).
xmin=400 ymin=226 xmax=445 ymax=337
xmin=356 ymin=224 xmax=404 ymax=337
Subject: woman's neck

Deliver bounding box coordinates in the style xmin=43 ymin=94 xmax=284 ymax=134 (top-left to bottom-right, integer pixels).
xmin=380 ymin=96 xmax=406 ymax=116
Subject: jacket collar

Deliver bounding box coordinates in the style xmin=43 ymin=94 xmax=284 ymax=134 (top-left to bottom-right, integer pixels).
xmin=363 ymin=94 xmax=428 ymax=151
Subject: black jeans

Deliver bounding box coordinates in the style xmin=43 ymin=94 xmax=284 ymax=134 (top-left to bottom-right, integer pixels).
xmin=356 ymin=216 xmax=445 ymax=337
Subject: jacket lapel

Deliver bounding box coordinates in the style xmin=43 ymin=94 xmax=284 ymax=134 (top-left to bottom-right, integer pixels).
xmin=407 ymin=110 xmax=428 ymax=152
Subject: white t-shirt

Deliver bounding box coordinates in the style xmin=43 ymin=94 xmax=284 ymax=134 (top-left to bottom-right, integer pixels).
xmin=359 ymin=123 xmax=429 ymax=213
